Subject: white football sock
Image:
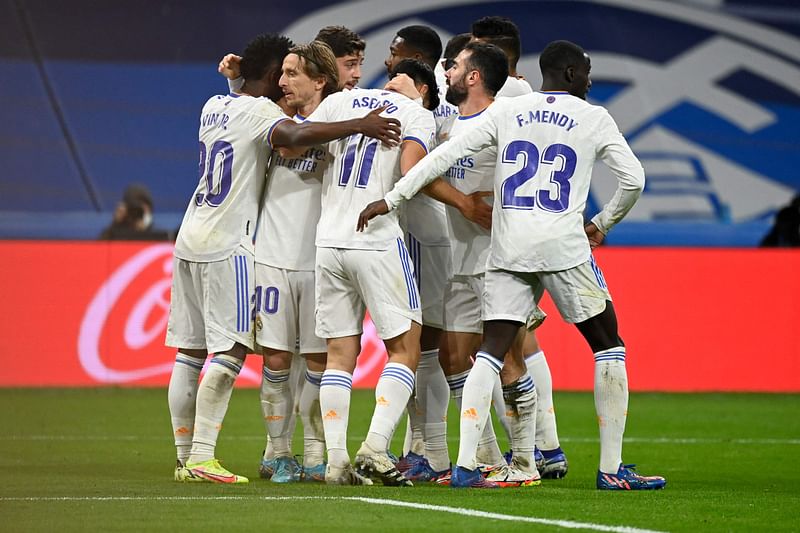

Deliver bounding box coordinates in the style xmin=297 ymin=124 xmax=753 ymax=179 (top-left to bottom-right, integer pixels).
xmin=260 ymin=367 xmax=292 ymax=457
xmin=503 ymin=373 xmax=538 ymax=474
xmin=456 ymin=352 xmax=502 ymax=471
xmin=286 ymin=353 xmax=306 ymax=452
xmin=319 ymin=369 xmax=352 ymax=468
xmin=525 ymin=350 xmax=560 ymax=451
xmin=491 ymin=372 xmax=513 ymax=442
xmin=362 ymin=362 xmax=415 ymax=454
xmin=594 ymin=347 xmax=628 ymax=473
xmin=168 ymin=353 xmax=204 ymax=464
xmin=449 ymin=368 xmax=502 ymax=467
xmin=189 ymin=355 xmax=242 ymax=464
xmin=418 ymin=349 xmax=451 ymax=471
xmin=298 ymin=370 xmax=325 ymax=468
xmin=402 ymin=393 xmax=425 ymax=456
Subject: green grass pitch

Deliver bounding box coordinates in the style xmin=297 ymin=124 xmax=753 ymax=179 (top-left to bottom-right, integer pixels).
xmin=2 ymin=388 xmax=798 ymax=531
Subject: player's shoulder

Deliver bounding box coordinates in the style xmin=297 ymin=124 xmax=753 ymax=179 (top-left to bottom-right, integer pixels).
xmin=497 ymin=76 xmax=534 ymax=98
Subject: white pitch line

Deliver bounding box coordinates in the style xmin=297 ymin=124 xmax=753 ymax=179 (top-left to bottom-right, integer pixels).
xmin=3 ymin=435 xmax=799 ymax=445
xmin=0 ymin=495 xmax=666 ymax=533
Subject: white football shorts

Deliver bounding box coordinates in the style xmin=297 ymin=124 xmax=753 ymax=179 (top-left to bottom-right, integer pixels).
xmin=254 ymin=263 xmax=326 ymax=355
xmin=484 ymin=256 xmax=612 ymax=325
xmin=315 ymin=240 xmax=422 ymax=340
xmin=442 ymin=273 xmax=484 ymax=334
xmin=406 ymin=233 xmax=450 ymax=329
xmin=166 ymin=245 xmax=255 ymax=353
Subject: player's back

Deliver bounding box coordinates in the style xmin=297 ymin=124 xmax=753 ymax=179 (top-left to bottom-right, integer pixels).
xmin=310 ymin=88 xmax=435 ymax=250
xmin=175 ymin=93 xmax=287 ymax=262
xmin=489 ymin=91 xmax=622 ymax=272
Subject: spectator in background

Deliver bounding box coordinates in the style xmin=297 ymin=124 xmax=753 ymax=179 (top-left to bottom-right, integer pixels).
xmin=99 ymin=183 xmax=171 ymax=240
xmin=761 ymin=193 xmax=800 ymax=247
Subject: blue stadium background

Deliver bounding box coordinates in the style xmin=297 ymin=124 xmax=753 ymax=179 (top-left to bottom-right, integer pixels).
xmin=1 ymin=0 xmax=798 ymax=244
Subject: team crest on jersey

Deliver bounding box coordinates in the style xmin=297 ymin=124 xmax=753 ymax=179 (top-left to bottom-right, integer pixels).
xmin=286 ymin=0 xmax=800 ymax=226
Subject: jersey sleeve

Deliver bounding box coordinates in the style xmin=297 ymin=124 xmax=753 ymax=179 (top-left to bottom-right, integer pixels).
xmin=251 ymin=99 xmax=292 ymax=149
xmin=590 ymin=109 xmax=645 ymax=234
xmin=402 ymin=106 xmax=436 ymax=154
xmin=384 ymin=105 xmax=498 ymax=209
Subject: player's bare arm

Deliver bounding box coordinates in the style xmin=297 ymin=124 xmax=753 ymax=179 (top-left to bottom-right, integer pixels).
xmin=421 ymin=179 xmax=492 ymax=230
xmin=384 ymin=73 xmax=421 ymax=101
xmin=358 ymin=137 xmax=430 ymax=232
xmin=271 ymin=106 xmax=401 ymax=148
xmin=357 ymin=199 xmax=389 ymax=231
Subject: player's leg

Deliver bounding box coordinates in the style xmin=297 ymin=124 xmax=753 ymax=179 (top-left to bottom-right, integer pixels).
xmin=542 ymin=258 xmax=664 ymax=490
xmin=397 ymin=323 xmax=439 ymax=474
xmin=486 ymin=336 xmax=541 ymax=488
xmin=253 ymin=264 xmax=301 ymax=481
xmin=260 ymin=348 xmax=299 ymax=482
xmin=314 ymin=247 xmax=371 ymax=485
xmin=353 ymin=242 xmax=422 ymax=486
xmin=321 ymin=334 xmax=361 ymax=479
xmin=442 ymin=275 xmax=505 ymax=470
xmin=402 ymin=241 xmax=451 ymax=479
xmin=451 ymin=269 xmax=539 ymax=488
xmin=298 ymin=352 xmax=326 ymax=481
xmin=165 ymin=258 xmax=208 ymax=480
xmin=521 ymin=329 xmax=568 ymax=478
xmin=185 ymin=248 xmax=256 ymax=484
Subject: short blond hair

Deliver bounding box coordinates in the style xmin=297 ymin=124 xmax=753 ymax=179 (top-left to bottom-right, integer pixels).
xmin=289 ymin=41 xmax=340 ymax=97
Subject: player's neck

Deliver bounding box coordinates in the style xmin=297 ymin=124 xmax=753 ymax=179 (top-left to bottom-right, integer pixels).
xmin=297 ymin=94 xmax=323 ymax=119
xmin=459 ymin=92 xmax=493 ymax=118
xmin=540 ymin=77 xmax=568 ymax=94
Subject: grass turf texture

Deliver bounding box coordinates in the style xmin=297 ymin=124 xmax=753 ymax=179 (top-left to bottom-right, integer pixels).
xmin=2 ymin=388 xmax=798 ymax=532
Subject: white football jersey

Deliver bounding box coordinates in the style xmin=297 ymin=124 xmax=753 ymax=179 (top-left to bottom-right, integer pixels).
xmin=498 ymin=76 xmax=534 ymax=98
xmin=385 ymin=92 xmax=645 ymax=272
xmin=255 ymin=114 xmax=331 ymax=271
xmin=309 ymin=88 xmax=436 ymax=250
xmin=175 ymin=93 xmax=288 ymax=262
xmin=441 ymin=110 xmax=495 ymax=275
xmin=402 ymin=66 xmax=453 ymax=246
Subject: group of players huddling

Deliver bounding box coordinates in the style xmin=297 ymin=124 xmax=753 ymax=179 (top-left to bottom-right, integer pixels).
xmin=166 ymin=15 xmax=666 ymax=491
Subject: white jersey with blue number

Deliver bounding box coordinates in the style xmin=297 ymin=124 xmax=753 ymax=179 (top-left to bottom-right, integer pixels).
xmin=308 ymin=88 xmax=436 ymax=250
xmin=385 ymin=92 xmax=645 ymax=272
xmin=175 ymin=93 xmax=289 ymax=262
xmin=441 ymin=110 xmax=495 ymax=275
xmin=256 ymin=114 xmax=331 ymax=271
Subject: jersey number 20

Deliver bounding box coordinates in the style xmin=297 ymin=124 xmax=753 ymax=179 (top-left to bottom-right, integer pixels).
xmin=501 ymin=140 xmax=577 ymax=212
xmin=196 ymin=140 xmax=234 ymax=207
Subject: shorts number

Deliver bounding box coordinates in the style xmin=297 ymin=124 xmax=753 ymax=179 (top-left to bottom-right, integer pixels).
xmin=501 ymin=140 xmax=577 ymax=212
xmin=338 ymin=134 xmax=379 ymax=189
xmin=255 ymin=285 xmax=279 ymax=315
xmin=196 ymin=140 xmax=234 ymax=207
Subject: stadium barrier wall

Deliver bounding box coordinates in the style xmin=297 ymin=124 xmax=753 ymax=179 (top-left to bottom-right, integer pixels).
xmin=0 ymin=241 xmax=797 ymax=392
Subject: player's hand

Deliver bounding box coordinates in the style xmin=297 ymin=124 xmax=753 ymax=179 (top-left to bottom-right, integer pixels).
xmin=218 ymin=53 xmax=242 ymax=80
xmin=359 ymin=106 xmax=401 ymax=147
xmin=461 ymin=191 xmax=493 ymax=230
xmin=385 ymin=74 xmax=421 ymax=102
xmin=277 ymin=146 xmax=306 ymax=159
xmin=585 ymin=222 xmax=606 ymax=249
xmin=357 ymin=200 xmax=390 ymax=232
